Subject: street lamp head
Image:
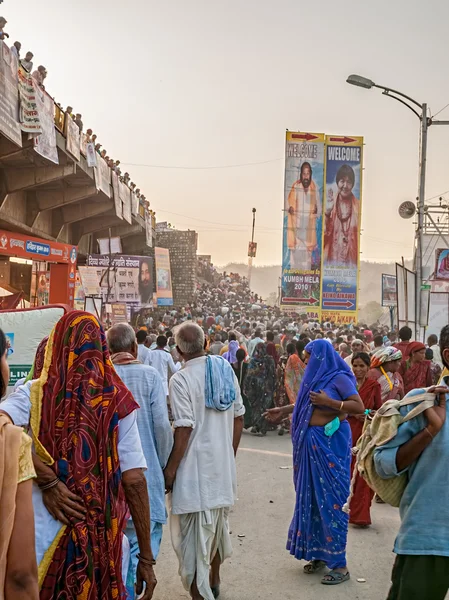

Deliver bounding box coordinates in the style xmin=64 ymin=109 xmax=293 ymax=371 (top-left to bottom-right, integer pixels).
xmin=252 ymin=208 xmax=256 ymax=213
xmin=346 ymin=74 xmax=375 ymax=89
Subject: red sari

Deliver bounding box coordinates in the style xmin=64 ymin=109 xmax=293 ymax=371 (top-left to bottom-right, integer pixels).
xmin=348 ymin=378 xmax=382 ymax=526
xmin=400 ymin=359 xmax=433 ymax=395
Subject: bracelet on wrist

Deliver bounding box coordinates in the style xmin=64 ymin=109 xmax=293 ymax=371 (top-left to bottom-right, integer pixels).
xmin=38 ymin=477 xmax=60 ymax=491
xmin=137 ymin=553 xmax=156 ymax=566
xmin=424 ymin=426 xmax=434 ymax=440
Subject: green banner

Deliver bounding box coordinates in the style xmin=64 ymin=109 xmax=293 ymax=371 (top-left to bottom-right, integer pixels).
xmin=9 ymin=364 xmax=32 ymax=386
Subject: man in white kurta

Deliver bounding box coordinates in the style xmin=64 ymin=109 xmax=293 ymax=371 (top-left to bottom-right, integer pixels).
xmin=165 ymin=322 xmax=245 ymax=600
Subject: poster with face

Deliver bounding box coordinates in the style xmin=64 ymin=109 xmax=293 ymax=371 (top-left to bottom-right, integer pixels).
xmin=139 ymin=257 xmax=153 ymax=305
xmin=281 ymin=132 xmax=325 ymax=317
xmin=321 ymin=136 xmax=363 ymax=323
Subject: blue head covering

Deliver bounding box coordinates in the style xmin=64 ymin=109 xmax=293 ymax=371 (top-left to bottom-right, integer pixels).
xmin=205 ymin=355 xmax=236 ymax=411
xmin=291 ymin=339 xmax=356 ymax=452
xmin=223 ymin=340 xmax=239 ymax=364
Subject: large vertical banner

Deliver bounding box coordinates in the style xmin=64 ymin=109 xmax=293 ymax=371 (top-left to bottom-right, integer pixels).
xmin=281 ymin=132 xmax=325 ymax=318
xmin=155 ymin=247 xmax=173 ymax=306
xmin=0 ymin=42 xmax=22 ymax=146
xmin=34 ymin=89 xmax=59 ymax=164
xmin=321 ymin=135 xmax=363 ymax=323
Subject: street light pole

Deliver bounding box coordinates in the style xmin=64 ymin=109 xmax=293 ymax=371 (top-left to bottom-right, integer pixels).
xmin=347 ymin=75 xmax=449 ymax=340
xmin=416 ymin=103 xmax=428 ymax=336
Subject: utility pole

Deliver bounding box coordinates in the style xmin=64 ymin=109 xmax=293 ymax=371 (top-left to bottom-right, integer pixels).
xmin=347 ymin=74 xmax=449 ymax=340
xmin=248 ymin=208 xmax=256 ymax=286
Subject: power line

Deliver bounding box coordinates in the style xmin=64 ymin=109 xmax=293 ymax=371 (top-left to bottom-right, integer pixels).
xmin=120 ymin=157 xmax=284 ymax=170
xmin=433 ymin=102 xmax=449 ymax=118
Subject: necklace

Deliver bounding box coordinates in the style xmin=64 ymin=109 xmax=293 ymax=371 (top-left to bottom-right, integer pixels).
xmin=336 ymin=197 xmax=352 ymax=244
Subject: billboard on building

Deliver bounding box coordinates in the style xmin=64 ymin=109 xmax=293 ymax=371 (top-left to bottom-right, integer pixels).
xmin=281 ymin=131 xmax=325 ymax=319
xmin=155 ymin=247 xmax=173 ymax=306
xmin=321 ymin=135 xmax=363 ymax=324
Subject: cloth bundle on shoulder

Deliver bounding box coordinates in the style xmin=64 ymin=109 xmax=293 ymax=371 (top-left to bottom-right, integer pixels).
xmin=344 ymin=388 xmax=436 ymax=509
xmin=205 ymin=355 xmax=236 ymax=411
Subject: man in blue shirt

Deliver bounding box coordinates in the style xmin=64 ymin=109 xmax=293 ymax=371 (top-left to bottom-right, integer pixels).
xmin=374 ymin=324 xmax=449 ymax=600
xmin=107 ymin=323 xmax=173 ymax=599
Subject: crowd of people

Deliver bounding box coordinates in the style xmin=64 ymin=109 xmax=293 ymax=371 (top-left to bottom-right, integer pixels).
xmin=1 ymin=296 xmax=449 ymax=600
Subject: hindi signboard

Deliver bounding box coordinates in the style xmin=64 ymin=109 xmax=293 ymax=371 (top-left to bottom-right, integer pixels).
xmin=110 ymin=303 xmax=128 ymax=325
xmin=18 ymin=66 xmax=41 ymax=135
xmin=280 ymin=132 xmax=324 ymax=319
xmin=78 ymin=266 xmax=101 ymax=296
xmin=0 ymin=42 xmax=22 ymax=146
xmin=155 ymin=247 xmax=173 ymax=306
xmin=34 ymin=89 xmax=58 ymax=164
xmin=382 ymin=273 xmax=397 ymax=307
xmin=87 ymin=254 xmax=153 ymax=310
xmin=321 ymin=135 xmax=363 ymax=324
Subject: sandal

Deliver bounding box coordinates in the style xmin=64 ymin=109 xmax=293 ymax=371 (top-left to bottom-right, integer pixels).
xmin=304 ymin=560 xmax=326 ymax=574
xmin=211 ymin=585 xmax=220 ymax=598
xmin=321 ymin=570 xmax=350 ymax=585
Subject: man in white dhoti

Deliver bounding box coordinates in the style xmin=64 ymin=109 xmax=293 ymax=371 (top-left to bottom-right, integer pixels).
xmin=164 ymin=322 xmax=245 ymax=600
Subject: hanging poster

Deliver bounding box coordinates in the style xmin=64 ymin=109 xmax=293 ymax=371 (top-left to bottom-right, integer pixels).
xmin=280 ymin=131 xmax=324 ymax=318
xmin=435 ymin=248 xmax=449 ymax=280
xmin=18 ymin=65 xmax=41 ymax=135
xmin=0 ymin=41 xmax=22 ymax=146
xmin=111 ymin=172 xmax=123 ymax=218
xmin=66 ymin=116 xmax=81 ymax=161
xmin=145 ymin=211 xmax=153 ymax=248
xmin=382 ymin=273 xmax=397 ymax=307
xmin=86 ymin=142 xmax=97 ymax=168
xmin=94 ymin=156 xmax=111 ymax=198
xmin=321 ymin=135 xmax=363 ymax=324
xmin=155 ymin=247 xmax=173 ymax=306
xmin=119 ymin=179 xmax=132 ymax=224
xmin=34 ymin=89 xmax=58 ymax=164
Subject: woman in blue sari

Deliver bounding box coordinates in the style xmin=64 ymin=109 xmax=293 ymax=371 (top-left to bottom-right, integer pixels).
xmin=265 ymin=339 xmax=364 ymax=584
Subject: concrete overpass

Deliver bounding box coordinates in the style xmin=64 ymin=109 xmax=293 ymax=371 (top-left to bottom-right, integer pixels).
xmin=0 ymin=129 xmax=148 ymax=256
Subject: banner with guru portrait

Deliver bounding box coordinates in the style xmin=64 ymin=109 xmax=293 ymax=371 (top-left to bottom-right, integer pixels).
xmin=280 ymin=131 xmax=325 ymax=319
xmin=321 ymin=135 xmax=363 ymax=324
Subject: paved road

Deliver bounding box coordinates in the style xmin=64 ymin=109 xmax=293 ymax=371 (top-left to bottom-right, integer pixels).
xmin=152 ymin=431 xmax=400 ymax=600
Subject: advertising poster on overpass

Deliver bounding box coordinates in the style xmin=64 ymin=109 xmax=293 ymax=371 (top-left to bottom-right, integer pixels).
xmin=280 ymin=131 xmax=325 ymax=318
xmin=86 ymin=254 xmax=153 ymax=310
xmin=0 ymin=42 xmax=22 ymax=147
xmin=155 ymin=247 xmax=173 ymax=306
xmin=321 ymin=135 xmax=363 ymax=323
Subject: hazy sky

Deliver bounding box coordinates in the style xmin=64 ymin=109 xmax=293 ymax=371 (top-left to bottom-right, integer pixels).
xmin=7 ymin=0 xmax=449 ymax=265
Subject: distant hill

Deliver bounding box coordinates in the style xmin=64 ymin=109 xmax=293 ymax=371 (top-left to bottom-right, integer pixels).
xmin=219 ymin=261 xmax=412 ymax=307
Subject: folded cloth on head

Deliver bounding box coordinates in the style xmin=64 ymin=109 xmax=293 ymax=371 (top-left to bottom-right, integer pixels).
xmin=205 ymin=355 xmax=236 ymax=411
